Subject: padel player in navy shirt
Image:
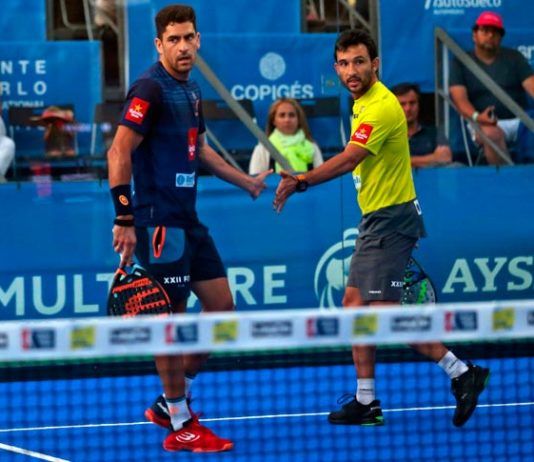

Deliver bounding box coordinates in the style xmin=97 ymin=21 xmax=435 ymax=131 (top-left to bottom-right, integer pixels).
xmin=107 ymin=4 xmax=271 ymax=453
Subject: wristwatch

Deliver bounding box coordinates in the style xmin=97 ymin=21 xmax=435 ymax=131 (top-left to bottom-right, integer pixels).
xmin=295 ymin=174 xmax=309 ymax=193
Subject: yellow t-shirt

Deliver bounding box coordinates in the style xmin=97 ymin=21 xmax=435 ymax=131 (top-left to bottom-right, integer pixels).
xmin=349 ymin=81 xmax=415 ymax=215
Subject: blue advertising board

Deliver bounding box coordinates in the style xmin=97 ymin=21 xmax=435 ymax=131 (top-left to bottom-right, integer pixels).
xmin=126 ymin=0 xmax=303 ymax=89
xmin=1 ymin=166 xmax=533 ymax=320
xmin=195 ymin=34 xmax=343 ymax=152
xmin=126 ymin=31 xmax=344 ymax=154
xmin=125 ymin=0 xmax=344 ymax=154
xmin=379 ymin=0 xmax=534 ymax=92
xmin=0 ymin=0 xmax=46 ymax=41
xmin=0 ymin=41 xmax=102 ymax=156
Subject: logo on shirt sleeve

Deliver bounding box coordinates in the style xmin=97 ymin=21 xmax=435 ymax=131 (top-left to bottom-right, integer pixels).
xmin=188 ymin=127 xmax=198 ymax=161
xmin=125 ymin=97 xmax=150 ymax=124
xmin=351 ymin=123 xmax=374 ymax=144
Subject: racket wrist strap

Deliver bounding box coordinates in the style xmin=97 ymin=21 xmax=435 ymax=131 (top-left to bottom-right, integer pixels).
xmin=114 ymin=217 xmax=135 ymax=227
xmin=110 ymin=184 xmax=133 ymax=216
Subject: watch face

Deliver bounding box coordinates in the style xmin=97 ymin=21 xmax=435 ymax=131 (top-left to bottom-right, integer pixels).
xmin=296 ymin=179 xmax=308 ymax=192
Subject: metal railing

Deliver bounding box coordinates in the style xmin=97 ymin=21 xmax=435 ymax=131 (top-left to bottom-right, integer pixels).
xmin=307 ymin=0 xmax=377 ymax=40
xmin=434 ymin=27 xmax=534 ymax=166
xmin=195 ymin=55 xmax=293 ymax=173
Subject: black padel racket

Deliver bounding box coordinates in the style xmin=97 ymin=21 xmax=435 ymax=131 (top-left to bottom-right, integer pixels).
xmin=107 ymin=264 xmax=172 ymax=317
xmin=401 ymin=257 xmax=437 ymax=305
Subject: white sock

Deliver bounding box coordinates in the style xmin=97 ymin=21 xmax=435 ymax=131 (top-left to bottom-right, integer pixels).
xmin=438 ymin=351 xmax=469 ymax=379
xmin=165 ymin=395 xmax=192 ymax=431
xmin=356 ymin=378 xmax=375 ymax=405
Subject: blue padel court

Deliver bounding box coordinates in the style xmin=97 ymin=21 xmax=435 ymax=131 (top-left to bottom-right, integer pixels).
xmin=0 ymin=356 xmax=532 ymax=462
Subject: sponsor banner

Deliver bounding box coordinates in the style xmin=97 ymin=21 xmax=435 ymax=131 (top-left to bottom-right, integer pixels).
xmin=352 ymin=313 xmax=379 ymax=337
xmin=213 ymin=320 xmax=239 ymax=344
xmin=70 ymin=325 xmax=96 ymax=350
xmin=0 ymin=0 xmax=46 ymax=41
xmin=379 ymin=0 xmax=534 ymax=91
xmin=492 ymin=307 xmax=515 ymax=331
xmin=109 ymin=326 xmax=152 ymax=345
xmin=1 ymin=302 xmax=531 ymax=361
xmin=251 ymin=320 xmax=293 ymax=338
xmin=126 ymin=0 xmax=302 ymax=90
xmin=445 ymin=310 xmax=478 ymax=331
xmin=0 ymin=332 xmax=8 ymax=349
xmin=391 ymin=315 xmax=433 ymax=333
xmin=165 ymin=322 xmax=199 ymax=344
xmin=1 ymin=41 xmax=102 ymax=156
xmin=194 ymin=34 xmax=342 ymax=153
xmin=306 ymin=317 xmax=340 ymax=338
xmin=21 ymin=327 xmax=56 ymax=350
xmin=0 ymin=167 xmax=534 ymax=320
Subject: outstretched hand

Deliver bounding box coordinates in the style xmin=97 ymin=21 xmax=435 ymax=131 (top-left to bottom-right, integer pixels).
xmin=248 ymin=169 xmax=273 ymax=199
xmin=273 ymin=170 xmax=297 ymax=213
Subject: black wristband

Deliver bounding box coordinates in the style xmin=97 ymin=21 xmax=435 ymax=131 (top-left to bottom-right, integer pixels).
xmin=113 ymin=218 xmax=135 ymax=227
xmin=110 ymin=185 xmax=133 ymax=216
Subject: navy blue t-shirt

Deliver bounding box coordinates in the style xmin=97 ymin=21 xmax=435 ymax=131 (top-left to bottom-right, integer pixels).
xmin=409 ymin=125 xmax=448 ymax=157
xmin=119 ymin=62 xmax=206 ymax=227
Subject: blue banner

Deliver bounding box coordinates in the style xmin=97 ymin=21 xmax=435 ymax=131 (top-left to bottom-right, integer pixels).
xmin=126 ymin=0 xmax=303 ymax=89
xmin=1 ymin=41 xmax=102 ymax=156
xmin=379 ymin=0 xmax=534 ymax=92
xmin=150 ymin=0 xmax=302 ymax=34
xmin=126 ymin=30 xmax=344 ymax=153
xmin=1 ymin=166 xmax=533 ymax=320
xmin=0 ymin=0 xmax=46 ymax=41
xmin=124 ymin=0 xmax=344 ymax=154
xmin=195 ymin=34 xmax=343 ymax=152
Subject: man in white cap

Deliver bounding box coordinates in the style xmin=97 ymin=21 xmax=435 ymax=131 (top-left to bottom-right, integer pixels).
xmin=449 ymin=11 xmax=534 ymax=165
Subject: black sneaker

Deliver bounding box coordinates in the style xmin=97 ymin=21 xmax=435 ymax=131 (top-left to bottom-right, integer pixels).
xmin=145 ymin=395 xmax=196 ymax=429
xmin=145 ymin=394 xmax=172 ymax=429
xmin=328 ymin=396 xmax=384 ymax=426
xmin=451 ymin=363 xmax=490 ymax=427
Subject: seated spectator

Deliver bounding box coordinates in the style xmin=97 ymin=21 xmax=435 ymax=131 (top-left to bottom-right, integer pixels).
xmin=449 ymin=11 xmax=534 ymax=165
xmin=0 ymin=112 xmax=15 ymax=182
xmin=249 ymin=98 xmax=323 ymax=174
xmin=31 ymin=106 xmax=76 ymax=158
xmin=392 ymin=82 xmax=453 ymax=167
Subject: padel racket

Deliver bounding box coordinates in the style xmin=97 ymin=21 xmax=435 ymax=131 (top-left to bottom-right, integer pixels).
xmin=107 ymin=264 xmax=172 ymax=317
xmin=401 ymin=257 xmax=437 ymax=305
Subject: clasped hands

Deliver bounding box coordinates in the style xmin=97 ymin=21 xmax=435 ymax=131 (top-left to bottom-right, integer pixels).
xmin=273 ymin=171 xmax=299 ymax=213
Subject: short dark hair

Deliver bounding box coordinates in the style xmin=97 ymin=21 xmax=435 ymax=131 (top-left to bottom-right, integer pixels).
xmin=155 ymin=4 xmax=197 ymax=38
xmin=391 ymin=82 xmax=421 ymax=98
xmin=334 ymin=29 xmax=378 ymax=62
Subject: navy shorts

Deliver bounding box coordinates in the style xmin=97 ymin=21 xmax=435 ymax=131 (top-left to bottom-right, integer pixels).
xmin=135 ymin=223 xmax=226 ymax=305
xmin=347 ymin=232 xmax=417 ymax=302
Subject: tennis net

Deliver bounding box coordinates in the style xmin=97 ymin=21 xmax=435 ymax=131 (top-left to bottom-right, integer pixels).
xmin=0 ymin=300 xmax=532 ymax=462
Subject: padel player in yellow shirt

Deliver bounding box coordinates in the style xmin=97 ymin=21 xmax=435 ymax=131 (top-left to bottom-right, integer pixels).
xmin=274 ymin=29 xmax=489 ymax=428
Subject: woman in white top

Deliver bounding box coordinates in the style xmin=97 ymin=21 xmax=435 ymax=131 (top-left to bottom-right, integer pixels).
xmin=0 ymin=114 xmax=15 ymax=182
xmin=249 ymin=98 xmax=323 ymax=174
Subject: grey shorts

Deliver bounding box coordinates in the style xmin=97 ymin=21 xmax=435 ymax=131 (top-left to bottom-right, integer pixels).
xmin=347 ymin=232 xmax=417 ymax=302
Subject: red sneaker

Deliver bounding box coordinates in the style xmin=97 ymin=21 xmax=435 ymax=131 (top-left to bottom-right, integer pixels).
xmin=163 ymin=420 xmax=233 ymax=453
